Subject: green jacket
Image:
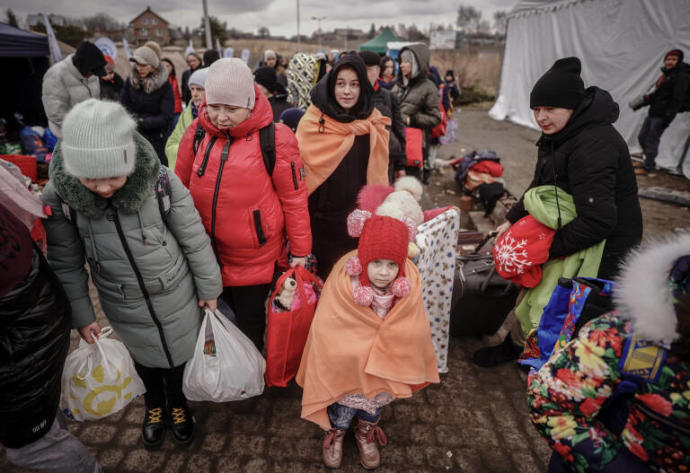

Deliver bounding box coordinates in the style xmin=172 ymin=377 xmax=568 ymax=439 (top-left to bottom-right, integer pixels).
xmin=41 ymin=133 xmax=222 ymax=368
xmin=165 ymin=103 xmax=194 ymax=170
xmin=515 ymin=186 xmax=605 ymax=334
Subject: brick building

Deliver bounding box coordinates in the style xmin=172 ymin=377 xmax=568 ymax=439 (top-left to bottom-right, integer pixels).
xmin=128 ymin=6 xmax=170 ymax=45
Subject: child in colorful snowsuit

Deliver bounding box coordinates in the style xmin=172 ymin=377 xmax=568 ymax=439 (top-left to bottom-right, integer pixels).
xmin=297 ymin=211 xmax=439 ymax=469
xmin=41 ymin=99 xmax=222 ymax=449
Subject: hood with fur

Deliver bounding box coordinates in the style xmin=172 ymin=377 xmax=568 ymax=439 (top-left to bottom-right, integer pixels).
xmin=614 ymin=233 xmax=690 ymax=344
xmin=49 ymin=132 xmax=160 ymax=219
xmin=129 ymin=63 xmax=169 ymax=94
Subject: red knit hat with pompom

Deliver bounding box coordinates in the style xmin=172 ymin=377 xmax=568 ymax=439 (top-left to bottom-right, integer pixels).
xmin=344 ymin=214 xmax=412 ymax=304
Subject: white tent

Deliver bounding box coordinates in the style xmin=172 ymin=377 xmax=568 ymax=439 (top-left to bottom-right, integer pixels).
xmin=489 ymin=0 xmax=690 ymax=177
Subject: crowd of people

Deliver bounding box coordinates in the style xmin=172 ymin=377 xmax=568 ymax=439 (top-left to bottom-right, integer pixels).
xmin=1 ymin=38 xmax=688 ymax=473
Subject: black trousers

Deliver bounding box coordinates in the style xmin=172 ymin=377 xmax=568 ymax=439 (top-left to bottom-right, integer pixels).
xmin=222 ymin=283 xmax=272 ymax=352
xmin=134 ymin=361 xmax=186 ymax=408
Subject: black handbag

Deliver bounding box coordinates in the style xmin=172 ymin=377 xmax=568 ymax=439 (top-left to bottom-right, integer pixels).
xmin=450 ymin=243 xmax=519 ymax=337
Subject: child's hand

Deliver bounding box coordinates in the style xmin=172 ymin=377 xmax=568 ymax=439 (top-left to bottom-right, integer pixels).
xmin=78 ymin=322 xmax=101 ymax=344
xmin=198 ymin=299 xmax=218 ymax=312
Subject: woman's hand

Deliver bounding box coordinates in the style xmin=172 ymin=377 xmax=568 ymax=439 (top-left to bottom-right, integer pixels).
xmin=395 ymin=169 xmax=407 ymax=178
xmin=198 ymin=299 xmax=218 ymax=312
xmin=78 ymin=322 xmax=101 ymax=344
xmin=290 ymin=256 xmax=307 ymax=268
xmin=495 ymin=221 xmax=511 ymax=239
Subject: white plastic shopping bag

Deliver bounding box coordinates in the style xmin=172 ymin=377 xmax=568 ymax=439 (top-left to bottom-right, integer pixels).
xmin=60 ymin=327 xmax=145 ymax=421
xmin=183 ymin=309 xmax=265 ymax=402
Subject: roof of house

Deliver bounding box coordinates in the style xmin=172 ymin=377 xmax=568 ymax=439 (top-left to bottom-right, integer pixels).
xmin=129 ymin=6 xmax=170 ymax=26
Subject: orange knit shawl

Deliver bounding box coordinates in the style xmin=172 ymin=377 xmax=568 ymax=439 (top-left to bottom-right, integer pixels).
xmin=296 ymin=251 xmax=439 ymax=430
xmin=296 ymin=105 xmax=391 ymax=195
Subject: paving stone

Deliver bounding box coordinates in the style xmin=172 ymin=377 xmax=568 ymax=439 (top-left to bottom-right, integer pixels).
xmin=186 ymin=453 xmax=214 ymax=473
xmin=97 ymin=448 xmax=125 ymax=470
xmin=162 ymin=452 xmax=187 ymax=473
xmin=122 ymin=448 xmax=167 ymax=472
xmin=81 ymin=424 xmax=118 ymax=444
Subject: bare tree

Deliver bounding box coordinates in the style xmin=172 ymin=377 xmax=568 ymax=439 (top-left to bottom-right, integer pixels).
xmin=456 ymin=5 xmax=482 ymax=34
xmin=407 ymin=24 xmax=427 ymax=41
xmin=478 ymin=20 xmax=491 ymax=35
xmin=493 ymin=10 xmax=507 ymax=37
xmin=81 ymin=13 xmax=123 ymax=33
xmin=6 ymin=9 xmax=18 ymax=27
xmin=257 ymin=26 xmax=270 ymax=38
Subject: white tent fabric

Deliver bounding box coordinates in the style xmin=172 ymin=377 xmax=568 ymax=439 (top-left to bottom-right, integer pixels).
xmin=490 ymin=0 xmax=690 ymax=177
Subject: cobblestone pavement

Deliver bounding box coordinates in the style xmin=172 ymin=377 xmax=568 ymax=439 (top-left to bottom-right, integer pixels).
xmin=1 ymin=328 xmax=551 ymax=473
xmin=1 ymin=107 xmax=556 ymax=472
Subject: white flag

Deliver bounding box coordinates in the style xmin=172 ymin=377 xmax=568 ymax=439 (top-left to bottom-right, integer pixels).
xmin=216 ymin=38 xmax=222 ymax=57
xmin=41 ymin=13 xmax=62 ymax=63
xmin=122 ymin=38 xmax=132 ymax=59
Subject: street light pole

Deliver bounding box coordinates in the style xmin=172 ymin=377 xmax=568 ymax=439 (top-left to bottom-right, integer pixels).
xmin=296 ymin=0 xmax=301 ymax=51
xmin=202 ymin=0 xmax=212 ymax=49
xmin=312 ymin=16 xmax=326 ymax=50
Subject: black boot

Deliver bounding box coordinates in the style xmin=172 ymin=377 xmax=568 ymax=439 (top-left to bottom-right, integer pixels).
xmin=142 ymin=405 xmax=165 ymax=448
xmin=472 ymin=333 xmax=522 ymax=368
xmin=422 ymin=168 xmax=430 ymax=184
xmin=167 ymin=401 xmax=194 ymax=445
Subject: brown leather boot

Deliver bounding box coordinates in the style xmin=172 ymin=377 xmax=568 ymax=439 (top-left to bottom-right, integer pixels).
xmin=322 ymin=428 xmax=346 ymax=468
xmin=353 ymin=418 xmax=388 ymax=469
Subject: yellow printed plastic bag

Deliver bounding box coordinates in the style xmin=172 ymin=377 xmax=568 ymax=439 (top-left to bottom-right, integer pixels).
xmin=60 ymin=327 xmax=145 ymax=421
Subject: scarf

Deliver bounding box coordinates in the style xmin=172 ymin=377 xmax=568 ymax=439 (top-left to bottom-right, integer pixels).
xmin=296 ymin=251 xmax=439 ymax=430
xmin=296 ymin=104 xmax=390 ymax=194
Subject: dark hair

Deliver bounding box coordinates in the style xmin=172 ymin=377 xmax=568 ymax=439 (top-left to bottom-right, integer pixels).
xmin=379 ymin=55 xmax=393 ymax=70
xmin=675 ymin=293 xmax=690 ymax=357
xmin=203 ymin=49 xmax=220 ymax=67
xmin=161 ymin=58 xmax=176 ymax=78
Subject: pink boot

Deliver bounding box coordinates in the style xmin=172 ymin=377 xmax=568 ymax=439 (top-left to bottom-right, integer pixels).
xmin=353 ymin=418 xmax=388 ymax=469
xmin=322 ymin=428 xmax=346 ymax=468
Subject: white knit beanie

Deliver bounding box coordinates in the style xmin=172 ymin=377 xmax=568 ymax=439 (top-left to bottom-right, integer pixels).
xmin=205 ymin=58 xmax=255 ymax=109
xmin=189 ymin=67 xmax=208 ymax=88
xmin=61 ymin=99 xmax=137 ymax=179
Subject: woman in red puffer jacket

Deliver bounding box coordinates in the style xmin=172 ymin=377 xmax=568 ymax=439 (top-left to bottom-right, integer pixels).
xmin=175 ymin=58 xmax=312 ymax=351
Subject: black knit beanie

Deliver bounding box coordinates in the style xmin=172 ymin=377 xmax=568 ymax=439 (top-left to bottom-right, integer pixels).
xmin=254 ymin=66 xmax=277 ymax=93
xmin=358 ymin=50 xmax=381 ymax=67
xmin=72 ymin=41 xmax=107 ymax=77
xmin=530 ymin=57 xmax=585 ymax=110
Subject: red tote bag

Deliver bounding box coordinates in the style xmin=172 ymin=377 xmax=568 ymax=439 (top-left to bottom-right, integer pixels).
xmin=405 ymin=127 xmax=424 ymax=168
xmin=265 ymin=266 xmax=323 ymax=387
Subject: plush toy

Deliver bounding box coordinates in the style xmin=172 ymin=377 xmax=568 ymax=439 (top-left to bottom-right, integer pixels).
xmin=274 ymin=276 xmax=297 ymax=311
xmin=376 ymin=191 xmax=424 ymax=225
xmin=394 ymin=176 xmax=423 ymax=202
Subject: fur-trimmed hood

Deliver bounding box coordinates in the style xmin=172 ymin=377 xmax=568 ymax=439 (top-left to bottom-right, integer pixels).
xmin=128 ymin=63 xmax=169 ymax=94
xmin=615 ymin=233 xmax=690 ymax=344
xmin=48 ymin=132 xmax=160 ymax=219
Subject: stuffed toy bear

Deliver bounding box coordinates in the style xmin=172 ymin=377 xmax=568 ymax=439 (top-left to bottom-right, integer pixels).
xmin=274 ymin=276 xmax=297 ymax=312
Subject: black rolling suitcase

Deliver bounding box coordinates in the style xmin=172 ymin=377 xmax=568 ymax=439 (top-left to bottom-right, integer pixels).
xmin=450 ymin=233 xmax=519 ymax=337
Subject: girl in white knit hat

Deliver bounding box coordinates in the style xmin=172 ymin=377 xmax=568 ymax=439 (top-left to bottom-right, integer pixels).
xmin=175 ymin=57 xmax=312 ymax=352
xmin=41 ymin=98 xmax=222 ymax=449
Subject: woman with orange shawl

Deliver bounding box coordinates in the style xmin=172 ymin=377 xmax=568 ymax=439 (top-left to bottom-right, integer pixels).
xmin=296 ymin=54 xmax=391 ymax=279
xmin=297 ymin=211 xmax=439 ymax=469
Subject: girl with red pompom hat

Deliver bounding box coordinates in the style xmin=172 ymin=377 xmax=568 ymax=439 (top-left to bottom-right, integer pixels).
xmin=296 ymin=210 xmax=439 ymax=470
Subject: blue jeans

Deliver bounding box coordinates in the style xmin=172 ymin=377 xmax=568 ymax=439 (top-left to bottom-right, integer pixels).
xmin=327 ymin=403 xmax=382 ymax=430
xmin=638 ymin=115 xmax=669 ymax=170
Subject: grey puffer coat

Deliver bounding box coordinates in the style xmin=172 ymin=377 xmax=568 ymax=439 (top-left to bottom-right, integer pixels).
xmin=41 ymin=133 xmax=222 ymax=368
xmin=392 ymin=43 xmax=441 ymax=131
xmin=41 ymin=54 xmax=100 ymax=138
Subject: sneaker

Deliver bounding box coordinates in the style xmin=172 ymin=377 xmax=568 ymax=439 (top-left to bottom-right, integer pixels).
xmin=167 ymin=404 xmax=195 ymax=445
xmin=142 ymin=406 xmax=165 ymax=448
xmin=472 ymin=334 xmax=522 ymax=368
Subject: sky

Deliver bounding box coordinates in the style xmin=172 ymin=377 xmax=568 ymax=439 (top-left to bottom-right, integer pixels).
xmin=7 ymin=0 xmax=518 ymax=37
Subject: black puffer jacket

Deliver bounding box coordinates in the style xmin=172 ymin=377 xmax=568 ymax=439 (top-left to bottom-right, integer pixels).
xmin=0 ymin=208 xmax=71 ymax=449
xmin=121 ymin=64 xmax=174 ymax=165
xmin=648 ymin=61 xmax=690 ymax=121
xmin=506 ymin=87 xmax=643 ymax=279
xmin=373 ymin=85 xmax=406 ymax=174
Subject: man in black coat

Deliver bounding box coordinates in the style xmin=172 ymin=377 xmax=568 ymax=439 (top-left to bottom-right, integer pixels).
xmin=636 ymin=49 xmax=690 ymax=174
xmin=359 ymin=50 xmax=407 ymax=182
xmin=0 ymin=204 xmax=103 ymax=472
xmin=474 ymin=57 xmax=643 ymax=367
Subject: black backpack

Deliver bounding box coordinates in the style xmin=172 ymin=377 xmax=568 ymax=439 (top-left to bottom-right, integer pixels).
xmin=192 ymin=122 xmax=277 ymax=177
